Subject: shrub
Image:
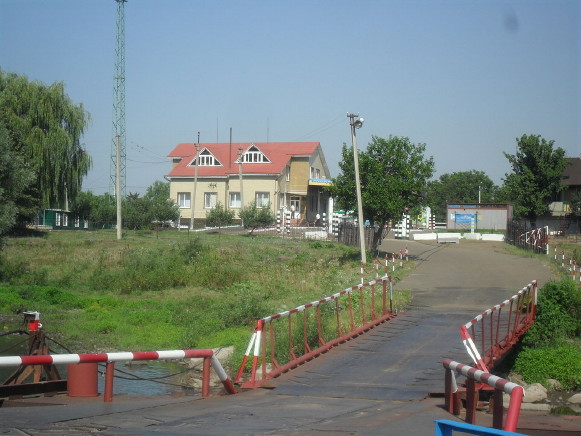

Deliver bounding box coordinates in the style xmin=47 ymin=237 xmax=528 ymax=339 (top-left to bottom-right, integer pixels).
xmin=206 ymin=203 xmax=235 ymax=228
xmin=513 ymin=343 xmax=581 ymax=390
xmin=239 ymin=201 xmax=275 ymax=234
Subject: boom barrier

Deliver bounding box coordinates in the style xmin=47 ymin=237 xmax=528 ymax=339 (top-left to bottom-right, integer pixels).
xmin=443 ymin=359 xmax=525 ymax=432
xmin=236 ymin=275 xmax=396 ymax=387
xmin=0 ymin=349 xmax=237 ymax=401
xmin=460 ymin=281 xmax=537 ymax=372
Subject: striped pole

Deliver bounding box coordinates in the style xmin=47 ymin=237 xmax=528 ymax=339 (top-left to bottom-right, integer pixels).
xmin=0 ymin=349 xmax=237 ymax=399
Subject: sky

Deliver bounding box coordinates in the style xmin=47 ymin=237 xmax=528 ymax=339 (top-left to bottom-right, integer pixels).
xmin=1 ymin=0 xmax=579 ymax=195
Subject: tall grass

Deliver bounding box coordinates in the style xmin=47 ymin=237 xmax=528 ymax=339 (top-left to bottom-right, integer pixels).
xmin=0 ymin=230 xmax=413 ymax=370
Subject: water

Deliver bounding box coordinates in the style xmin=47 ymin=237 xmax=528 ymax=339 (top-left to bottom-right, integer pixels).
xmin=0 ymin=333 xmax=197 ymax=396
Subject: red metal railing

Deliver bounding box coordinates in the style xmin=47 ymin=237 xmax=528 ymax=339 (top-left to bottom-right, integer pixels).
xmin=460 ymin=281 xmax=537 ymax=372
xmin=235 ymin=274 xmax=396 ymax=387
xmin=443 ymin=359 xmax=525 ymax=432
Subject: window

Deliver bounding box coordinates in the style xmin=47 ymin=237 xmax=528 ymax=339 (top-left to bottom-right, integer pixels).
xmin=229 ymin=192 xmax=241 ymax=208
xmin=74 ymin=217 xmax=80 ymax=228
xmin=190 ymin=149 xmax=221 ymax=166
xmin=286 ymin=166 xmax=290 ymax=182
xmin=204 ymin=192 xmax=218 ymax=209
xmin=256 ymin=192 xmax=270 ymax=208
xmin=55 ymin=213 xmax=61 ymax=227
xmin=62 ymin=214 xmax=68 ymax=227
xmin=241 ymin=145 xmax=270 ymax=163
xmin=178 ymin=192 xmax=191 ymax=208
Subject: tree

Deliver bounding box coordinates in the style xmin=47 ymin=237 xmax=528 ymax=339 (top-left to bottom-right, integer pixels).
xmin=239 ymin=202 xmax=275 ymax=234
xmin=503 ymin=134 xmax=567 ymax=227
xmin=0 ymin=70 xmax=91 ymax=226
xmin=427 ymin=170 xmax=499 ymax=220
xmin=206 ymin=203 xmax=235 ymax=228
xmin=142 ymin=181 xmax=180 ymax=224
xmin=330 ymin=135 xmax=434 ymax=251
xmin=0 ymin=121 xmax=35 ymax=239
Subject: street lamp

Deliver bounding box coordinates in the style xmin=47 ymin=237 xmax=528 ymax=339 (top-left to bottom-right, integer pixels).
xmin=348 ymin=113 xmax=366 ymax=264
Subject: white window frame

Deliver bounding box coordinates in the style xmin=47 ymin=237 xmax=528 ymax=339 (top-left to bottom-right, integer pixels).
xmin=256 ymin=192 xmax=270 ymax=208
xmin=178 ymin=192 xmax=191 ymax=208
xmin=204 ymin=192 xmax=218 ymax=209
xmin=62 ymin=214 xmax=68 ymax=227
xmin=241 ymin=145 xmax=270 ymax=164
xmin=229 ymin=192 xmax=241 ymax=209
xmin=55 ymin=213 xmax=61 ymax=227
xmin=74 ymin=216 xmax=80 ymax=228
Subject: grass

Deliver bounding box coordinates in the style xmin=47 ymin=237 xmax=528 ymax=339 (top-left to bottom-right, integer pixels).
xmin=0 ymin=230 xmax=413 ymax=371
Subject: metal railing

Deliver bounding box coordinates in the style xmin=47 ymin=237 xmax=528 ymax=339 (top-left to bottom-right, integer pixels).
xmin=460 ymin=281 xmax=537 ymax=372
xmin=443 ymin=359 xmax=525 ymax=433
xmin=235 ymin=274 xmax=396 ymax=387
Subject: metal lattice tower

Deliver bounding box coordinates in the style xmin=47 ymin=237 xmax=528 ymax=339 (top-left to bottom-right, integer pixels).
xmin=110 ymin=0 xmax=127 ymax=196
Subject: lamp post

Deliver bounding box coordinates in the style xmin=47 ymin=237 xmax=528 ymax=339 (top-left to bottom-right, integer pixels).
xmin=348 ymin=113 xmax=366 ymax=264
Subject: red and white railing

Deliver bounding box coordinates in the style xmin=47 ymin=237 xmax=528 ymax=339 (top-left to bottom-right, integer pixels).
xmin=460 ymin=281 xmax=537 ymax=372
xmin=235 ymin=274 xmax=396 ymax=387
xmin=443 ymin=359 xmax=525 ymax=432
xmin=0 ymin=349 xmax=237 ymax=401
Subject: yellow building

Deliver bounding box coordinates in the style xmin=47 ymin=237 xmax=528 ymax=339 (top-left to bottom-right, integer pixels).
xmin=166 ymin=142 xmax=332 ymax=227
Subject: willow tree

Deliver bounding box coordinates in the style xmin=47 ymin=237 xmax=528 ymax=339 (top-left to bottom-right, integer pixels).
xmin=0 ymin=70 xmax=92 ymax=217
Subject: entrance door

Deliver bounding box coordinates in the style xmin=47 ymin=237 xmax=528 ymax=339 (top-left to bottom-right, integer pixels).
xmin=290 ymin=196 xmax=301 ymax=218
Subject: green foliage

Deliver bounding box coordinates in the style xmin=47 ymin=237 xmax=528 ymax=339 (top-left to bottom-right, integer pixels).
xmin=206 ymin=202 xmax=235 ymax=228
xmin=0 ymin=121 xmax=35 ymax=238
xmin=329 ymin=136 xmax=434 ymax=249
xmin=513 ymin=280 xmax=581 ymax=390
xmin=0 ymin=70 xmax=91 ymax=217
xmin=503 ymin=134 xmax=567 ymax=226
xmin=70 ymin=182 xmax=179 ymax=229
xmin=178 ymin=237 xmax=205 ymax=264
xmin=427 ymin=170 xmax=500 ymax=220
xmin=239 ymin=201 xmax=275 ymax=233
xmin=513 ymin=343 xmax=581 ymax=390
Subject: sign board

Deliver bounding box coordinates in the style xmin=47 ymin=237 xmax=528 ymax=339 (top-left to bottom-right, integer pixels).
xmin=455 ymin=213 xmax=476 ymax=223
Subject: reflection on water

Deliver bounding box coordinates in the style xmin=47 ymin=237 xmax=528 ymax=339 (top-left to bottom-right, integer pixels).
xmin=0 ymin=333 xmax=197 ymax=396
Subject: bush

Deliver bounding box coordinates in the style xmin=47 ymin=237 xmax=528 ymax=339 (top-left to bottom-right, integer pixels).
xmin=206 ymin=203 xmax=235 ymax=228
xmin=513 ymin=343 xmax=581 ymax=390
xmin=239 ymin=201 xmax=275 ymax=234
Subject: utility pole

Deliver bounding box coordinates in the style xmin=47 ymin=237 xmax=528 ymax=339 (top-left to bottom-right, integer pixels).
xmin=238 ymin=146 xmax=244 ymax=225
xmin=110 ymin=0 xmax=127 ymax=198
xmin=191 ymin=132 xmax=200 ymax=230
xmin=348 ymin=113 xmax=366 ymax=264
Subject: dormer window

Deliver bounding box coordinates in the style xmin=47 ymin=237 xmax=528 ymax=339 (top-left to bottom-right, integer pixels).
xmin=189 ymin=149 xmax=221 ymax=167
xmin=240 ymin=145 xmax=270 ymax=164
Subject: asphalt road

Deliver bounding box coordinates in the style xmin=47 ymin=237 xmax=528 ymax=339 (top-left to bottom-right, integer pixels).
xmin=0 ymin=238 xmax=561 ymax=435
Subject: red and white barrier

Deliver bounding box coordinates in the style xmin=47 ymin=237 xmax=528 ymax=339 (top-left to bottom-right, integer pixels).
xmin=236 ymin=275 xmax=395 ymax=387
xmin=444 ymin=359 xmax=525 ymax=432
xmin=0 ymin=349 xmax=237 ymax=401
xmin=460 ymin=281 xmax=537 ymax=372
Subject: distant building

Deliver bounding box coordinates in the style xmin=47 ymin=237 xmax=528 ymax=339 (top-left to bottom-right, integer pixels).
xmin=35 ymin=209 xmax=90 ymax=230
xmin=446 ymin=203 xmax=513 ymax=231
xmin=166 ymin=142 xmax=332 ymax=227
xmin=549 ymin=157 xmax=581 ymax=216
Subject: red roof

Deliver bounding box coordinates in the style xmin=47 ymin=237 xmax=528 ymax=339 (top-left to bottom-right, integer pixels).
xmin=167 ymin=142 xmax=320 ymax=178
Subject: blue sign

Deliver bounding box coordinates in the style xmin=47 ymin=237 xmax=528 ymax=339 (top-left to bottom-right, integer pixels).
xmin=455 ymin=214 xmax=475 ymax=223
